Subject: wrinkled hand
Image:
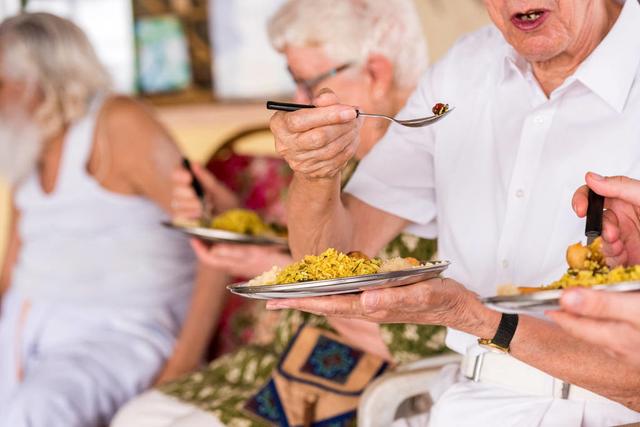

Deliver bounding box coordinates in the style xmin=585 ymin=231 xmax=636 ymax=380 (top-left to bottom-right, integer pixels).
xmin=269 ymin=90 xmax=361 ymax=179
xmin=572 ymin=173 xmax=640 ymax=267
xmin=170 ymin=163 xmax=239 ymax=220
xmin=266 ymin=278 xmax=498 ymax=336
xmin=191 ymin=240 xmax=291 ymax=278
xmin=547 ymin=289 xmax=640 ymax=368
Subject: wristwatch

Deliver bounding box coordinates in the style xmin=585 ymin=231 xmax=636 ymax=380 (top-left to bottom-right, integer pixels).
xmin=478 ymin=313 xmax=519 ymax=353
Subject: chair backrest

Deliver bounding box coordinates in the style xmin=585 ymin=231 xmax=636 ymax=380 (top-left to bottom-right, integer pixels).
xmin=205 ymin=125 xmax=292 ymax=224
xmin=203 ymin=125 xmax=292 ymax=358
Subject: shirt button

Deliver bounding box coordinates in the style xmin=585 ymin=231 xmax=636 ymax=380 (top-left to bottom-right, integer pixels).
xmin=533 ymin=115 xmax=545 ymax=124
xmin=515 ymin=189 xmax=525 ymax=198
xmin=502 ymin=260 xmax=509 ymax=269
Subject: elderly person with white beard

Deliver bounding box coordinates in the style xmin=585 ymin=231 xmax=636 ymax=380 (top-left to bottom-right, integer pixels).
xmin=0 ymin=13 xmax=205 ymax=427
xmin=268 ymin=0 xmax=640 ymax=425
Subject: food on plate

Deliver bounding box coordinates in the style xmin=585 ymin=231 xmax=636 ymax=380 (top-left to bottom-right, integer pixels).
xmin=379 ymin=256 xmax=420 ymax=273
xmin=207 ymin=208 xmax=285 ymax=237
xmin=210 ymin=209 xmax=270 ymax=235
xmin=506 ymin=237 xmax=640 ymax=294
xmin=542 ymin=237 xmax=640 ymax=290
xmin=565 ymin=237 xmax=603 ymax=270
xmin=247 ymin=248 xmax=431 ymax=286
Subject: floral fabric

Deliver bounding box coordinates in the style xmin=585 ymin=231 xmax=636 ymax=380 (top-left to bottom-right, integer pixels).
xmin=159 ymin=154 xmax=447 ymax=425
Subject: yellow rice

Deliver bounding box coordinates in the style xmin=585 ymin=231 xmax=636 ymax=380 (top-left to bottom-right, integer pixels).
xmin=533 ymin=238 xmax=640 ymax=291
xmin=542 ymin=265 xmax=640 ymax=290
xmin=210 ymin=209 xmax=270 ymax=235
xmin=274 ymin=248 xmax=381 ymax=284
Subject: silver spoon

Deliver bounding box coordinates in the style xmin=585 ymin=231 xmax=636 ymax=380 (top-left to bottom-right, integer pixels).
xmin=266 ymin=101 xmax=454 ymax=128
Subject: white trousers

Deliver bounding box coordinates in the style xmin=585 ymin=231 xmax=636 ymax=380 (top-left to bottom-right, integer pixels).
xmin=392 ymin=364 xmax=640 ymax=427
xmin=0 ymin=288 xmax=183 ymax=427
xmin=111 ymin=390 xmax=224 ymax=427
xmin=114 ymin=363 xmax=640 ymax=427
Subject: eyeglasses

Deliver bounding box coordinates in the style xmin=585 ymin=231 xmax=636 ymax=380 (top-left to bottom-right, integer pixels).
xmin=288 ymin=63 xmax=353 ymax=100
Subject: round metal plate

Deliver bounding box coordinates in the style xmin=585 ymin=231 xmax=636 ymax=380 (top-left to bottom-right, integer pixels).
xmin=162 ymin=221 xmax=288 ymax=247
xmin=482 ymin=280 xmax=640 ymax=314
xmin=228 ymin=261 xmax=450 ymax=299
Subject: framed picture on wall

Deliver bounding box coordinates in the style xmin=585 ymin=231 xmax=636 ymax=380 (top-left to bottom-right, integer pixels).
xmin=135 ymin=14 xmax=192 ymax=94
xmin=209 ymin=0 xmax=294 ymax=99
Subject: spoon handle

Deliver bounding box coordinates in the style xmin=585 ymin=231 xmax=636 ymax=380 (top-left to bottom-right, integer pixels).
xmin=266 ymin=101 xmax=316 ymax=112
xmin=182 ymin=157 xmax=205 ymax=200
xmin=585 ymin=188 xmax=605 ymax=244
xmin=267 ymin=101 xmax=363 ymax=120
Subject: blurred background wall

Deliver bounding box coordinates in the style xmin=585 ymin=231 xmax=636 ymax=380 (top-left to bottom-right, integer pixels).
xmin=0 ymin=0 xmax=489 ymax=270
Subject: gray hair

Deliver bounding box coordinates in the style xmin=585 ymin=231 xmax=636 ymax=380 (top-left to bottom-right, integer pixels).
xmin=268 ymin=0 xmax=428 ymax=89
xmin=0 ymin=13 xmax=110 ymax=137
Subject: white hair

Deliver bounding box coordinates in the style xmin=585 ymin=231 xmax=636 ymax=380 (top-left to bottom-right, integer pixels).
xmin=0 ymin=110 xmax=42 ymax=185
xmin=0 ymin=13 xmax=111 ymax=137
xmin=268 ymin=0 xmax=428 ymax=89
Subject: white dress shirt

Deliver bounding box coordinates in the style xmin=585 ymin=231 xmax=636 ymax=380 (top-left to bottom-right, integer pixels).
xmin=346 ymin=0 xmax=640 ymax=425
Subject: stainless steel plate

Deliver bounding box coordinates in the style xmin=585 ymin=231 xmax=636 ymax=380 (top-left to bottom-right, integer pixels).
xmin=482 ymin=280 xmax=640 ymax=314
xmin=162 ymin=221 xmax=288 ymax=247
xmin=228 ymin=261 xmax=450 ymax=299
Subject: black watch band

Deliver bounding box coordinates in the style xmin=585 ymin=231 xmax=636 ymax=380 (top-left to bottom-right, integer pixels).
xmin=492 ymin=313 xmax=519 ymax=349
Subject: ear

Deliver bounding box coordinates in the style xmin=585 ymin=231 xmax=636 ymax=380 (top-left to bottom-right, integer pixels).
xmin=364 ymin=53 xmax=394 ymax=101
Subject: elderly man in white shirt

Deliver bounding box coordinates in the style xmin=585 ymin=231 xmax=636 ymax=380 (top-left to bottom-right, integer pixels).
xmin=267 ymin=0 xmax=640 ymax=425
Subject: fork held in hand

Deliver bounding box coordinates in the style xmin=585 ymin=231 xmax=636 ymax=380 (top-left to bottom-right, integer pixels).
xmin=182 ymin=157 xmax=211 ymax=225
xmin=266 ymin=101 xmax=454 ymax=128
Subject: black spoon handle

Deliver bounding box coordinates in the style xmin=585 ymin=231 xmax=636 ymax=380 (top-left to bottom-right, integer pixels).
xmin=585 ymin=189 xmax=605 ymax=241
xmin=266 ymin=101 xmax=316 ymax=112
xmin=182 ymin=158 xmax=205 ymax=200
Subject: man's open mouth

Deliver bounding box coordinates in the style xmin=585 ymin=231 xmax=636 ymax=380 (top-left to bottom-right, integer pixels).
xmin=510 ymin=9 xmax=549 ymax=31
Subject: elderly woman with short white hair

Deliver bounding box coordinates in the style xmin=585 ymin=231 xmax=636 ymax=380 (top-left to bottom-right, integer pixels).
xmin=267 ymin=0 xmax=640 ymax=425
xmin=0 ymin=13 xmax=200 ymax=427
xmin=112 ymin=1 xmax=440 ymax=426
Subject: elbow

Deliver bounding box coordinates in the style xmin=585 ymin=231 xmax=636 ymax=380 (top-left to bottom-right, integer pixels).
xmin=621 ymin=395 xmax=640 ymax=412
xmin=604 ymin=384 xmax=640 ymax=412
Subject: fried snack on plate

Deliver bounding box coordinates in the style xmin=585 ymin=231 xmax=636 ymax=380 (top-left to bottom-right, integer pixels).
xmin=514 ymin=237 xmax=640 ymax=294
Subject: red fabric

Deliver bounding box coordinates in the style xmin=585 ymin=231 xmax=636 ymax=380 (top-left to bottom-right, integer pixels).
xmin=205 ymin=151 xmax=292 ymax=359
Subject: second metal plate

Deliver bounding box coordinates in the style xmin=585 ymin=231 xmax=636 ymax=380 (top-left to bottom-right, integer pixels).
xmin=163 ymin=221 xmax=288 ymax=247
xmin=482 ymin=281 xmax=640 ymax=314
xmin=228 ymin=261 xmax=450 ymax=299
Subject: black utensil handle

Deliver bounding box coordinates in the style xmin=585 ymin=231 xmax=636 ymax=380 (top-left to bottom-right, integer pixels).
xmin=182 ymin=158 xmax=205 ymax=200
xmin=585 ymin=189 xmax=605 ymax=239
xmin=266 ymin=101 xmax=361 ymax=118
xmin=266 ymin=101 xmax=316 ymax=112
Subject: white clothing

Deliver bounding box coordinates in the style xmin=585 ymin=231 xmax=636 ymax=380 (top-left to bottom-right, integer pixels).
xmin=392 ymin=367 xmax=639 ymax=427
xmin=0 ymin=288 xmax=178 ymax=427
xmin=12 ymin=96 xmax=196 ymax=307
xmin=345 ymin=0 xmax=640 ymax=425
xmin=0 ymin=96 xmax=195 ymax=427
xmin=111 ymin=390 xmax=224 ymax=427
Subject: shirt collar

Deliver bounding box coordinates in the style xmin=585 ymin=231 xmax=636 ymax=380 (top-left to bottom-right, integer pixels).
xmin=572 ymin=0 xmax=640 ymax=112
xmin=501 ymin=0 xmax=640 ymax=112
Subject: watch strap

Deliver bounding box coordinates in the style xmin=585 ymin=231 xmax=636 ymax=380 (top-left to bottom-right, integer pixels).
xmin=492 ymin=313 xmax=519 ymax=349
